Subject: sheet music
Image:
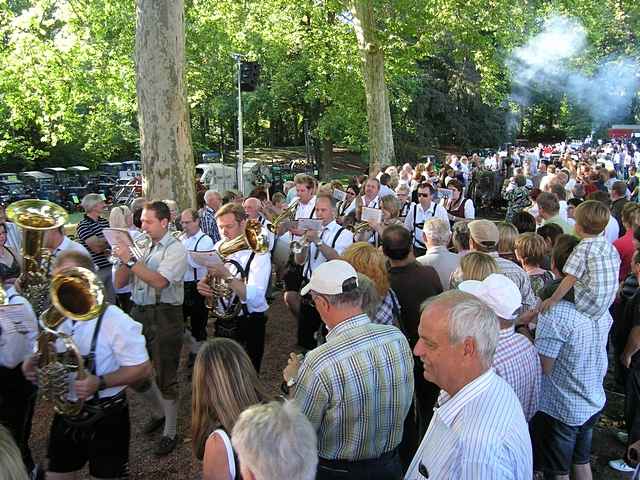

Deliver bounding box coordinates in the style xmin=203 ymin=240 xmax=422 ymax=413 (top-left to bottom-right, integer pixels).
xmin=103 ymin=228 xmax=135 ymax=248
xmin=189 ymin=250 xmax=223 ymax=268
xmin=361 ymin=207 xmax=383 ymax=224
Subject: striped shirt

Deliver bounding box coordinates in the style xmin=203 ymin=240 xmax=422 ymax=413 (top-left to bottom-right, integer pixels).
xmin=563 ymin=236 xmax=620 ymax=321
xmin=76 ymin=215 xmax=111 ymax=269
xmin=405 ymin=369 xmax=532 ymax=480
xmin=293 ymin=313 xmax=414 ymax=461
xmin=535 ymin=300 xmax=611 ymax=426
xmin=199 ymin=206 xmax=221 ymax=244
xmin=493 ymin=326 xmax=541 ymax=421
xmin=489 ymin=252 xmax=538 ymax=313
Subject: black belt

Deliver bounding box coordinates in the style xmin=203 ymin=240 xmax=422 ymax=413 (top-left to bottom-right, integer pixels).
xmin=319 ymin=447 xmax=398 ymax=469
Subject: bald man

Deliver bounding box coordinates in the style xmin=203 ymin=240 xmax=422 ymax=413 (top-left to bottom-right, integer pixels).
xmin=243 ymin=197 xmax=275 ymax=250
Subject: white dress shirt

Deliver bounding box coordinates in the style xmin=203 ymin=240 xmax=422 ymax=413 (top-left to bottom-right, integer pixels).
xmin=55 ymin=305 xmax=149 ymax=399
xmin=289 ymin=196 xmax=317 ymax=241
xmin=303 ymin=221 xmax=353 ymax=280
xmin=52 ymin=236 xmax=92 ymax=259
xmin=404 ymin=202 xmax=449 ymax=248
xmin=181 ymin=229 xmax=215 ymax=282
xmin=604 ymin=214 xmax=620 ymax=243
xmin=213 ymin=240 xmax=271 ymax=313
xmin=379 ymin=184 xmax=396 ymax=199
xmin=257 ymin=215 xmax=275 ymax=251
xmin=0 ymin=286 xmax=38 ymax=369
xmin=405 ymin=369 xmax=532 ymax=480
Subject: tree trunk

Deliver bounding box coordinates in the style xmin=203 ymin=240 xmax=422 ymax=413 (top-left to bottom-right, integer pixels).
xmin=135 ymin=0 xmax=196 ymax=210
xmin=320 ymin=137 xmax=333 ymax=179
xmin=350 ymin=0 xmax=395 ymax=175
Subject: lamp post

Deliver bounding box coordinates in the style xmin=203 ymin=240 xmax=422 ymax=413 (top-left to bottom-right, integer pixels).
xmin=232 ymin=53 xmax=244 ymax=194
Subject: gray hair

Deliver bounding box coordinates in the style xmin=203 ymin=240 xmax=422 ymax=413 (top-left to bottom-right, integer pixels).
xmin=421 ymin=290 xmax=498 ymax=368
xmin=231 ymin=400 xmax=318 ymax=480
xmin=423 ymin=218 xmax=451 ymax=246
xmin=81 ymin=193 xmax=103 ymax=213
xmin=357 ymin=273 xmax=381 ymax=320
xmin=315 ymin=284 xmax=362 ymax=310
xmin=204 ymin=190 xmax=220 ymax=202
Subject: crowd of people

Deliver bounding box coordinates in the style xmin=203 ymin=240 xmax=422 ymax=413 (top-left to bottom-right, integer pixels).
xmin=1 ymin=138 xmax=640 ymax=479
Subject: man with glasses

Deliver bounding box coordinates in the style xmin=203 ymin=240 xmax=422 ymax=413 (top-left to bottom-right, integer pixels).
xmin=395 ymin=185 xmax=413 ymax=221
xmin=403 ymin=183 xmax=448 ymax=258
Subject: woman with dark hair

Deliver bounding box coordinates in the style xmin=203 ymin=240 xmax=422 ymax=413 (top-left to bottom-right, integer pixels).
xmin=441 ymin=179 xmax=475 ymax=224
xmin=512 ymin=211 xmax=537 ymax=234
xmin=192 ymin=338 xmax=271 ymax=480
xmin=337 ymin=184 xmax=359 ymax=222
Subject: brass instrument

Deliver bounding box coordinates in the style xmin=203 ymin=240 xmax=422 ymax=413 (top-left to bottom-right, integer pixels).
xmin=267 ymin=200 xmax=298 ymax=234
xmin=346 ymin=221 xmax=372 ymax=235
xmin=206 ymin=219 xmax=269 ymax=318
xmin=106 ymin=228 xmax=152 ymax=265
xmin=290 ymin=238 xmax=310 ymax=254
xmin=0 ymin=283 xmax=5 ymax=305
xmin=37 ymin=266 xmax=106 ymax=417
xmin=6 ymin=199 xmax=69 ymax=316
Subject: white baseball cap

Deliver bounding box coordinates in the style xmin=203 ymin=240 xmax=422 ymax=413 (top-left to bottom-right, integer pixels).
xmin=458 ymin=273 xmax=522 ymax=320
xmin=300 ymin=260 xmax=359 ymax=296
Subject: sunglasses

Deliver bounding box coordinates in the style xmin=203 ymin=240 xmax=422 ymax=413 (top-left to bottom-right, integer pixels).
xmin=418 ymin=193 xmax=431 ymax=197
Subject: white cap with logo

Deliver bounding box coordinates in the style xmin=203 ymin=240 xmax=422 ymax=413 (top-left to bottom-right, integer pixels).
xmin=300 ymin=260 xmax=359 ymax=296
xmin=458 ymin=273 xmax=522 ymax=320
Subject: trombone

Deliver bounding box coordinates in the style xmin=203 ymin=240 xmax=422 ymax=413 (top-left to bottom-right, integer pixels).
xmin=267 ymin=200 xmax=298 ymax=234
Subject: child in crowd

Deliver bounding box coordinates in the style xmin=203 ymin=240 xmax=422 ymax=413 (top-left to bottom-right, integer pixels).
xmin=539 ymin=200 xmax=621 ymax=320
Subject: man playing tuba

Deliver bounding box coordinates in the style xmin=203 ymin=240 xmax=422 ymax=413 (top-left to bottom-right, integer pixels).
xmin=22 ymin=251 xmax=151 ymax=480
xmin=196 ymin=203 xmax=271 ymax=373
xmin=113 ymin=200 xmax=188 ymax=456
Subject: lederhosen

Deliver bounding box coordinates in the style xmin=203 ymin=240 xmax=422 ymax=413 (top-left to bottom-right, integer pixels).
xmin=283 ymin=205 xmax=316 ymax=292
xmin=183 ymin=234 xmax=208 ymax=342
xmin=213 ymin=251 xmax=267 ymax=372
xmin=337 ymin=200 xmax=352 ymax=218
xmin=298 ymin=227 xmax=346 ymax=350
xmin=411 ymin=203 xmax=436 ymax=258
xmin=0 ymin=293 xmax=37 ymax=473
xmin=399 ymin=201 xmax=412 ymax=221
xmin=48 ymin=306 xmax=130 ymax=478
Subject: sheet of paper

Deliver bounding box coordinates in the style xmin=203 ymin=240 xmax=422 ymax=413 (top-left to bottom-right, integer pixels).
xmin=297 ymin=218 xmax=323 ymax=231
xmin=189 ymin=250 xmax=223 ymax=267
xmin=332 ymin=189 xmax=347 ymax=202
xmin=103 ymin=228 xmax=134 ymax=248
xmin=361 ymin=206 xmax=382 ymax=224
xmin=437 ymin=188 xmax=454 ymax=200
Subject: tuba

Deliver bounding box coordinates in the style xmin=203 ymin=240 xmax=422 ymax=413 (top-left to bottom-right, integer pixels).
xmin=6 ymin=199 xmax=68 ymax=316
xmin=37 ymin=267 xmax=105 ymax=417
xmin=206 ymin=219 xmax=269 ymax=318
xmin=346 ymin=221 xmax=372 ymax=235
xmin=267 ymin=200 xmax=298 ymax=234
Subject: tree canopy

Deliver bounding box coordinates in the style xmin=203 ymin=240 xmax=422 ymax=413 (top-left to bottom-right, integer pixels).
xmin=0 ymin=0 xmax=638 ymax=172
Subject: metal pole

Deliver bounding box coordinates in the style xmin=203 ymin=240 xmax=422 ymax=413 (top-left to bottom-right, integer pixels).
xmin=235 ymin=54 xmax=244 ymax=194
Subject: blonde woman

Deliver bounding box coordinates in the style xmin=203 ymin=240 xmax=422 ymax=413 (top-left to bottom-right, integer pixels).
xmin=496 ymin=221 xmax=520 ymax=265
xmin=450 ymin=251 xmax=499 ymax=288
xmin=0 ymin=426 xmax=28 ymax=480
xmin=357 ymin=194 xmax=403 ymax=247
xmin=108 ymin=205 xmax=136 ymax=313
xmin=341 ymin=242 xmax=400 ymax=326
xmin=192 ymin=338 xmax=271 ymax=480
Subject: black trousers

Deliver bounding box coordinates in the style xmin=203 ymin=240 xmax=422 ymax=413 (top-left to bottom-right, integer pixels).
xmin=183 ymin=281 xmax=208 ymax=342
xmin=216 ymin=312 xmax=268 ymax=373
xmin=299 ymin=297 xmax=322 ymax=351
xmin=317 ymin=448 xmax=402 ymax=480
xmin=626 ymin=368 xmax=640 ymax=464
xmin=0 ymin=364 xmax=37 ymax=472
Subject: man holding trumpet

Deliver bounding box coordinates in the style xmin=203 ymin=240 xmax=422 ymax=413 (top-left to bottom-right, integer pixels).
xmin=196 ymin=203 xmax=271 ymax=372
xmin=293 ymin=194 xmax=353 ymax=350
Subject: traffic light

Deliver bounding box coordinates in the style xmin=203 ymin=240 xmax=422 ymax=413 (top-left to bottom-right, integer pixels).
xmin=240 ymin=61 xmax=261 ymax=92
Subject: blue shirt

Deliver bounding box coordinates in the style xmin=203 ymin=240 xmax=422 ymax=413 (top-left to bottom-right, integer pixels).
xmin=405 ymin=369 xmax=532 ymax=480
xmin=536 ymin=300 xmax=611 ymax=426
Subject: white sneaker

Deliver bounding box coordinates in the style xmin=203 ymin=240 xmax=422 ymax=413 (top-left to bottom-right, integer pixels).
xmin=616 ymin=431 xmax=629 ymax=445
xmin=609 ymin=459 xmax=635 ymax=472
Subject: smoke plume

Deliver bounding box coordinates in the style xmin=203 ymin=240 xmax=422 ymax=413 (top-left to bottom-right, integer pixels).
xmin=507 ymin=14 xmax=640 ymax=128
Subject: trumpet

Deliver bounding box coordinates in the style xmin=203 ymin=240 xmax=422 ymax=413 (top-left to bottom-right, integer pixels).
xmin=267 ymin=200 xmax=298 ymax=234
xmin=290 ymin=238 xmax=311 ymax=254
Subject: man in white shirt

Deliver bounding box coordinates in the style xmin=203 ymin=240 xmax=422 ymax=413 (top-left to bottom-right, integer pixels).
xmin=197 ymin=203 xmax=272 ymax=372
xmin=416 ymin=218 xmax=459 ymax=290
xmin=294 ymin=194 xmax=353 ymax=350
xmin=180 ymin=208 xmax=214 ymax=366
xmin=379 ymin=173 xmax=397 ymax=199
xmin=345 ymin=177 xmax=382 ymax=217
xmin=282 ymin=174 xmax=317 ymax=322
xmin=405 ymin=290 xmax=532 ymax=479
xmin=244 ymin=197 xmax=275 ymax=250
xmin=404 ymin=183 xmax=449 ymax=257
xmin=45 ymin=225 xmax=92 ymax=259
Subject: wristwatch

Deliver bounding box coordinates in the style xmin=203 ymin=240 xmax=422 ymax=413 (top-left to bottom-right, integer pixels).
xmin=98 ymin=375 xmax=108 ymax=391
xmin=125 ymin=258 xmax=137 ymax=269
